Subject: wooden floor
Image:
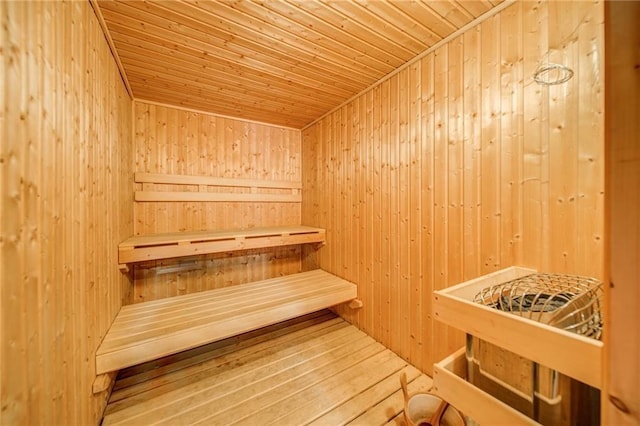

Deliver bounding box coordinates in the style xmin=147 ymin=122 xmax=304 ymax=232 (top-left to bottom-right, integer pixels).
xmin=102 ymin=310 xmax=434 ymax=425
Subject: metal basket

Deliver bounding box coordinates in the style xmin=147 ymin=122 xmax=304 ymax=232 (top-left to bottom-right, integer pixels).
xmin=473 ymin=273 xmax=603 ymax=340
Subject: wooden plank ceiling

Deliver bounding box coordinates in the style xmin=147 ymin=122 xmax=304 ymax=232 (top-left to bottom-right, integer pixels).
xmin=97 ymin=0 xmax=504 ymax=128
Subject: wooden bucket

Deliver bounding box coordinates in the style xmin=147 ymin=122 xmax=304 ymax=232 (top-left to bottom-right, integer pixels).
xmin=400 ymin=373 xmax=465 ymax=426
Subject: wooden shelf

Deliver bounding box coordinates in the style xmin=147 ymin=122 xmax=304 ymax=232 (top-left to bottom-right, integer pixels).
xmin=433 ymin=266 xmax=603 ymax=389
xmin=96 ymin=269 xmax=357 ymax=374
xmin=118 ymin=225 xmax=325 ymax=267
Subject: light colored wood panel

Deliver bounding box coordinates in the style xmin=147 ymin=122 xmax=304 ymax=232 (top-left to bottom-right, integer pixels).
xmin=111 ymin=35 xmax=354 ymax=100
xmin=605 ymin=1 xmax=640 ymax=423
xmin=308 ymin=365 xmax=423 ymax=426
xmin=115 ymin=53 xmax=338 ymax=111
xmin=123 ymin=72 xmax=322 ymax=122
xmin=387 ymin=71 xmax=398 ymax=354
xmin=104 ymin=316 xmax=370 ymax=424
xmin=407 ymin=61 xmax=423 ymax=368
xmin=135 ymin=172 xmax=302 ymax=189
xmin=521 ymin=0 xmax=548 ymax=272
xmin=391 ymin=1 xmax=457 ymax=38
xmin=119 ymin=226 xmax=324 ymax=265
xmin=419 ymin=52 xmax=436 ymax=374
xmin=379 ymin=78 xmax=391 ymax=349
xmin=99 ymin=3 xmax=374 ymax=88
xmin=282 ymin=0 xmax=410 ymax=64
xmin=456 ymin=1 xmax=494 ymax=18
xmin=1 ymin=1 xmax=133 ymax=424
xmin=425 ymin=1 xmax=475 ymax=28
xmin=547 ymin=1 xmax=579 ymax=275
xmin=480 ymin=12 xmax=502 ymax=275
xmin=97 ymin=269 xmax=357 ymax=374
xmin=134 ymin=190 xmax=301 ymax=203
xmin=318 ymin=1 xmax=428 ymax=56
xmin=575 ymin=2 xmax=605 ymax=280
xmin=499 ymin=1 xmax=524 ymax=269
xmin=462 ymin=25 xmax=482 ymax=280
xmin=95 ymin=0 xmax=505 ymax=127
xmin=301 ymin=1 xmax=605 ymax=378
xmin=130 ymin=337 xmax=384 ymax=425
xmin=132 ymin=101 xmax=302 ymax=302
xmin=348 ymin=1 xmax=440 ymax=51
xmin=104 ymin=313 xmax=436 ymax=426
xmin=432 ymin=43 xmax=451 ymax=364
xmin=240 ymin=349 xmax=406 ymax=425
xmin=184 ymin=0 xmax=397 ymax=75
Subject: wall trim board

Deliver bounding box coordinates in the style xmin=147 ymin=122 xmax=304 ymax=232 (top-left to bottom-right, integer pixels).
xmin=301 ymin=0 xmax=516 ymax=131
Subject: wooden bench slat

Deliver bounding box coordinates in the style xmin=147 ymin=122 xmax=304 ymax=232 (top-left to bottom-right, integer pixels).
xmin=103 ymin=279 xmax=349 ymax=346
xmin=101 ymin=283 xmax=355 ymax=356
xmin=115 ymin=269 xmax=328 ymax=315
xmin=118 ymin=226 xmax=325 ymax=265
xmin=120 ymin=226 xmax=322 ymax=249
xmin=110 ymin=272 xmax=334 ymax=328
xmin=96 ymin=270 xmax=357 ymax=374
xmin=104 ymin=276 xmax=344 ymax=340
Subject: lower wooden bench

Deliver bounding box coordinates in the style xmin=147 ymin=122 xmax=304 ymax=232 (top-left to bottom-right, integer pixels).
xmin=96 ymin=269 xmax=357 ymax=375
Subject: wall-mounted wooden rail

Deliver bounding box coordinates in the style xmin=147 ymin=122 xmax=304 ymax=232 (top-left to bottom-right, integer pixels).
xmin=134 ymin=172 xmax=302 ymax=203
xmin=95 ymin=269 xmax=357 ymax=374
xmin=118 ymin=225 xmax=325 ymax=268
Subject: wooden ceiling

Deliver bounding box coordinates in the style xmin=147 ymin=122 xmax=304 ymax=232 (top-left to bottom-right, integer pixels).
xmin=97 ymin=0 xmax=504 ymax=128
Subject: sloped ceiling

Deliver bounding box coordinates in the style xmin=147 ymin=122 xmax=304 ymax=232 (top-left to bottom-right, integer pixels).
xmin=97 ymin=0 xmax=504 ymax=128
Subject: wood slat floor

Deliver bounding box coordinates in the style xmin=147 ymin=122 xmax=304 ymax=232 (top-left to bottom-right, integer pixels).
xmin=103 ymin=310 xmax=433 ymax=425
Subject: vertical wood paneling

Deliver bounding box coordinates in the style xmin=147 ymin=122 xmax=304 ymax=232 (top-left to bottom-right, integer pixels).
xmin=301 ymin=0 xmax=605 ymax=374
xmin=131 ymin=102 xmax=302 ymax=303
xmin=462 ymin=25 xmax=482 ymax=281
xmin=1 ymin=2 xmax=133 ymax=424
xmin=605 ymin=1 xmax=640 ymax=423
xmin=408 ymin=61 xmax=423 ymax=368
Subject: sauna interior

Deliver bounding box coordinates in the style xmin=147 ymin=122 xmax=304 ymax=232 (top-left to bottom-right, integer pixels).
xmin=2 ymin=0 xmax=638 ymax=425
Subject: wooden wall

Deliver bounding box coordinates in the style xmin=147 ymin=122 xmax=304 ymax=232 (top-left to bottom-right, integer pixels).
xmin=1 ymin=2 xmax=133 ymax=424
xmin=302 ymin=0 xmax=605 ymax=374
xmin=605 ymin=1 xmax=640 ymax=423
xmin=130 ymin=102 xmax=302 ymax=303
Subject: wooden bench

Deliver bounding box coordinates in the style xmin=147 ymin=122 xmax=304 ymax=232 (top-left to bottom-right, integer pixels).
xmin=99 ymin=174 xmax=357 ymax=380
xmin=118 ymin=225 xmax=325 ymax=269
xmin=96 ymin=269 xmax=357 ymax=374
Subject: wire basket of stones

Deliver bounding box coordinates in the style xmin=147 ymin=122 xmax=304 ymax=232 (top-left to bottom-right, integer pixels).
xmin=473 ymin=273 xmax=603 ymax=340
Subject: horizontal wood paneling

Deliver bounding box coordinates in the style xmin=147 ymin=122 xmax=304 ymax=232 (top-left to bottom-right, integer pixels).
xmin=302 ymin=0 xmax=605 ymax=375
xmin=97 ymin=0 xmax=505 ymax=128
xmin=131 ymin=102 xmax=303 ymax=303
xmin=1 ymin=1 xmax=133 ymax=424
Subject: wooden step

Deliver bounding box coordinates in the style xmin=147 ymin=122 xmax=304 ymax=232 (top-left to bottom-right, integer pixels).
xmin=118 ymin=225 xmax=325 ymax=266
xmin=96 ymin=269 xmax=357 ymax=374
